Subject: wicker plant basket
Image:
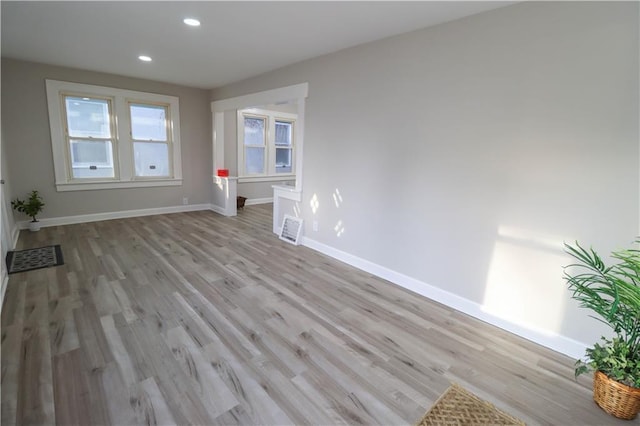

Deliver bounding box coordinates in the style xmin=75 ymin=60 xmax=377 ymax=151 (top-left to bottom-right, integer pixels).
xmin=237 ymin=196 xmax=247 ymax=209
xmin=593 ymin=370 xmax=640 ymax=420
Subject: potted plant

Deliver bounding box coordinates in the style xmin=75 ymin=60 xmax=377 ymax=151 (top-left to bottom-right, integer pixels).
xmin=564 ymin=241 xmax=640 ymax=419
xmin=11 ymin=190 xmax=45 ymax=231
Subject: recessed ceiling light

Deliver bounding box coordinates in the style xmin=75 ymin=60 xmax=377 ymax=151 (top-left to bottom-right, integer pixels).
xmin=183 ymin=18 xmax=200 ymax=27
xmin=138 ymin=55 xmax=152 ymax=62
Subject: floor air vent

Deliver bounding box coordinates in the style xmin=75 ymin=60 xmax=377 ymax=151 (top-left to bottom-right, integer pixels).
xmin=279 ymin=215 xmax=303 ymax=245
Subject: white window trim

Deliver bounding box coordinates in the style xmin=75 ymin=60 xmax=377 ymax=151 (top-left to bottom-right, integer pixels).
xmin=238 ymin=111 xmax=268 ymax=177
xmin=211 ymin=82 xmax=308 ymax=193
xmin=237 ymin=108 xmax=297 ymax=179
xmin=239 ymin=175 xmax=295 ymax=184
xmin=46 ymin=79 xmax=182 ymax=191
xmin=128 ymin=100 xmax=175 ymax=180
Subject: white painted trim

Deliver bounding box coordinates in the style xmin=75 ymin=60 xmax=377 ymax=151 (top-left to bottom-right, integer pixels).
xmin=15 ymin=204 xmax=213 ymax=229
xmin=211 ymin=83 xmax=309 ymax=112
xmin=272 ymin=185 xmax=302 ymax=202
xmin=212 ymin=175 xmax=239 ymax=181
xmin=210 ymin=83 xmax=308 ymax=231
xmin=244 ymin=197 xmax=273 ymax=206
xmin=212 ymin=176 xmax=237 ymax=217
xmin=46 ymin=79 xmax=183 ymax=191
xmin=272 ymin=185 xmax=302 ymax=234
xmin=1 ymin=224 xmax=21 ymax=313
xmin=301 ymin=236 xmax=587 ymax=360
xmin=210 ymin=204 xmax=226 ymax=216
xmin=237 ymin=108 xmax=297 ymax=178
xmin=11 ymin=224 xmax=19 ymax=248
xmin=239 ymin=176 xmax=295 ymax=184
xmin=213 ymin=112 xmax=225 ymax=172
xmin=293 ymin=99 xmax=305 ymax=193
xmin=0 ymin=274 xmax=7 ymax=314
xmin=56 ymin=179 xmax=182 ymax=192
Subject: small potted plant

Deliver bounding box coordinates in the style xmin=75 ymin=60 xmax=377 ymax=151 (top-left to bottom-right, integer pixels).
xmin=564 ymin=241 xmax=640 ymax=419
xmin=11 ymin=190 xmax=45 ymax=231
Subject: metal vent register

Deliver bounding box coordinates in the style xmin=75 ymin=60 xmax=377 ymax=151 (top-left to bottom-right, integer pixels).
xmin=279 ymin=215 xmax=303 ymax=245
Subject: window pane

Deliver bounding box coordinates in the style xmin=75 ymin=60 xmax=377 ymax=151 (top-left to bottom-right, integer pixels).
xmin=275 ymin=148 xmax=292 ymax=173
xmin=244 ymin=117 xmax=265 ymax=146
xmin=130 ymin=104 xmax=167 ymax=141
xmin=65 ymin=97 xmax=111 ymax=138
xmin=134 ymin=142 xmax=170 ymax=177
xmin=71 ymin=140 xmax=111 ymax=164
xmin=245 ymin=147 xmax=264 ymax=174
xmin=69 ymin=140 xmax=114 ymax=178
xmin=275 ymin=121 xmax=292 ymax=146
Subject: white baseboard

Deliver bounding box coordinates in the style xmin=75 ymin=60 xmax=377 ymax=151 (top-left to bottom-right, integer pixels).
xmin=244 ymin=197 xmax=273 ymax=206
xmin=16 ymin=204 xmax=214 ymax=229
xmin=0 ymin=273 xmax=7 ymax=313
xmin=301 ymin=236 xmax=586 ymax=360
xmin=210 ymin=204 xmax=226 ymax=216
xmin=1 ymin=224 xmax=20 ymax=313
xmin=11 ymin=224 xmax=19 ymax=247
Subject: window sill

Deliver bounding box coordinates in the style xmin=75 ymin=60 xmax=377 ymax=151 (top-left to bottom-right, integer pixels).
xmin=238 ymin=175 xmax=295 ymax=184
xmin=56 ymin=179 xmax=182 ymax=192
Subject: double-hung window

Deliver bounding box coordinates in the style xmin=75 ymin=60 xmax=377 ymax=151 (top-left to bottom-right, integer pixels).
xmin=237 ymin=108 xmax=296 ymax=180
xmin=64 ymin=95 xmax=117 ymax=179
xmin=242 ymin=114 xmax=267 ymax=175
xmin=46 ymin=80 xmax=182 ymax=191
xmin=274 ymin=120 xmax=293 ymax=174
xmin=129 ymin=102 xmax=172 ymax=178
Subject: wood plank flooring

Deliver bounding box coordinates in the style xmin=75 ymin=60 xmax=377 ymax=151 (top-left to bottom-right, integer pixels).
xmin=1 ymin=204 xmax=627 ymax=425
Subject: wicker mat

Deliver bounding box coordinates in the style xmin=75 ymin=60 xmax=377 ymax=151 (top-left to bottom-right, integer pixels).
xmin=416 ymin=384 xmax=526 ymax=426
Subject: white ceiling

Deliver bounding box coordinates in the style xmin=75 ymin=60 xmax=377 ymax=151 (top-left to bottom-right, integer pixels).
xmin=1 ymin=1 xmax=515 ymax=90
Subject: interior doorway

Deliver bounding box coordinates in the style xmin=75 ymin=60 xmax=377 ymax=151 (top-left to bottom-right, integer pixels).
xmin=210 ymin=83 xmax=308 ymax=221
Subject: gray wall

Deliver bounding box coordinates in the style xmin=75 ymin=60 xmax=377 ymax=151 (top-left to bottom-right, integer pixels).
xmin=1 ymin=58 xmax=212 ymax=219
xmin=239 ymin=181 xmax=294 ymax=201
xmin=212 ymin=2 xmax=639 ymax=348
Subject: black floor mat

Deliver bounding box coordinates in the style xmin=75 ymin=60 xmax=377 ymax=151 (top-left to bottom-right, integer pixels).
xmin=6 ymin=245 xmax=64 ymax=274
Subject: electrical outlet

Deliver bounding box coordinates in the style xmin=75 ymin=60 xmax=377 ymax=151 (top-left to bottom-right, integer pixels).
xmin=182 ymin=197 xmax=189 ymax=205
xmin=313 ymin=220 xmax=318 ymax=232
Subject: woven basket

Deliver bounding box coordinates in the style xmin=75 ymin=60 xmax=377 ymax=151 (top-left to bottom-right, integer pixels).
xmin=593 ymin=370 xmax=640 ymax=420
xmin=237 ymin=196 xmax=247 ymax=209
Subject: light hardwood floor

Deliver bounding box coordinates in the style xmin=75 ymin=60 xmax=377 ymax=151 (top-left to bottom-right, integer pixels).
xmin=1 ymin=204 xmax=628 ymax=425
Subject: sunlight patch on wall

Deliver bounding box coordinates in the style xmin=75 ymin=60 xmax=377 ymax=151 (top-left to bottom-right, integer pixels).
xmin=334 ymin=220 xmax=345 ymax=237
xmin=310 ymin=193 xmax=319 ymax=214
xmin=333 ymin=188 xmax=343 ymax=208
xmin=483 ymin=226 xmax=572 ymax=334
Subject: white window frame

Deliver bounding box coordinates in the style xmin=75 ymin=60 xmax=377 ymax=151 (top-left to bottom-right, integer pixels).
xmin=63 ymin=94 xmax=118 ymax=180
xmin=237 ymin=108 xmax=296 ymax=181
xmin=46 ymin=79 xmax=182 ymax=191
xmin=128 ymin=100 xmax=174 ymax=179
xmin=274 ymin=119 xmax=294 ymax=174
xmin=239 ymin=112 xmax=268 ymax=176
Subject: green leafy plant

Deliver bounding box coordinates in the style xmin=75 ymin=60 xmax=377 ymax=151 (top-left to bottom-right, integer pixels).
xmin=564 ymin=241 xmax=640 ymax=388
xmin=575 ymin=337 xmax=640 ymax=388
xmin=11 ymin=190 xmax=45 ymax=222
